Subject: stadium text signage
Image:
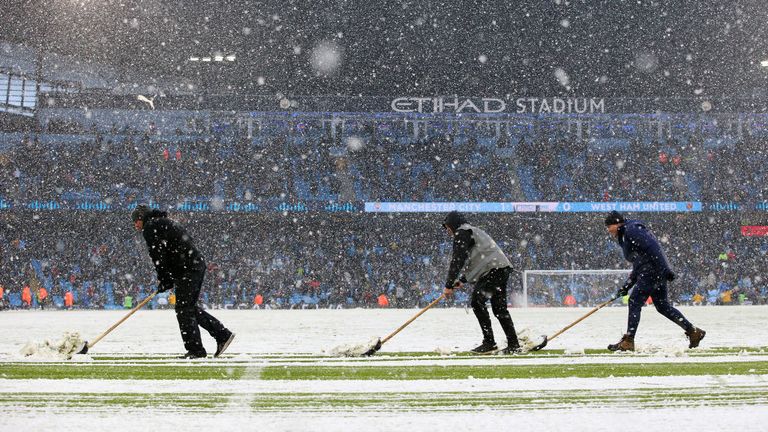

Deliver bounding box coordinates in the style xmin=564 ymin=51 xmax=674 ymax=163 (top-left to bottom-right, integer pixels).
xmin=390 ymin=97 xmax=606 ymax=114
xmin=364 ymin=202 xmax=701 ymax=213
xmin=707 ymin=202 xmax=768 ymax=212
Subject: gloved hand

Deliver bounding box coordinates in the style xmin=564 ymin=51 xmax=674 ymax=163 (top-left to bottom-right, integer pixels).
xmin=156 ymin=283 xmax=172 ymax=293
xmin=665 ymin=270 xmax=676 ymax=282
xmin=443 ymin=280 xmax=462 ymax=297
xmin=617 ymin=279 xmax=635 ymax=298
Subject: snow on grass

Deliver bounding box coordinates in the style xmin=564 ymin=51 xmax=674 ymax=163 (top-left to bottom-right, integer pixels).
xmin=326 ymin=336 xmax=380 ymax=357
xmin=0 ymin=374 xmax=766 ymax=394
xmin=4 ymin=357 xmax=768 ymax=381
xmin=517 ymin=327 xmax=545 ymax=351
xmin=18 ymin=331 xmax=84 ymax=360
xmin=1 ymin=307 xmax=767 ymax=431
xmin=1 ymin=305 xmax=755 ymax=357
xmin=3 ymin=406 xmax=768 ymax=432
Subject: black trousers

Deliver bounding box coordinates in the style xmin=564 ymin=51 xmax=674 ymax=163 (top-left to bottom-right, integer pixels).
xmin=471 ymin=267 xmax=519 ymax=346
xmin=174 ymin=269 xmax=231 ymax=355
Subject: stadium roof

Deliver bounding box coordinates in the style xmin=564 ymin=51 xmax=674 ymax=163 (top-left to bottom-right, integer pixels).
xmin=2 ymin=0 xmax=768 ymax=98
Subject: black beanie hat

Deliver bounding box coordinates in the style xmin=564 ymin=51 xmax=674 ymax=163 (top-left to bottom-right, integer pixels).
xmin=131 ymin=204 xmax=151 ymax=223
xmin=442 ymin=211 xmax=468 ymax=231
xmin=604 ymin=210 xmax=626 ymax=226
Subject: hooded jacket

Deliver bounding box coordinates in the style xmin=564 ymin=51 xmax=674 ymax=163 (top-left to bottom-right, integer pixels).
xmin=141 ymin=210 xmax=205 ymax=290
xmin=443 ymin=212 xmax=511 ymax=287
xmin=617 ymin=219 xmax=673 ymax=281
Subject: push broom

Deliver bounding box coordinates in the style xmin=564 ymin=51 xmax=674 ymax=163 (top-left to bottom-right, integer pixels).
xmin=529 ymin=294 xmax=620 ymax=351
xmin=362 ymin=293 xmax=445 ymax=356
xmin=77 ymin=291 xmax=158 ymax=354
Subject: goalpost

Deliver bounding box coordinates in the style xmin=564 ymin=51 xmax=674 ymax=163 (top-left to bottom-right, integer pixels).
xmin=521 ymin=269 xmax=631 ymax=307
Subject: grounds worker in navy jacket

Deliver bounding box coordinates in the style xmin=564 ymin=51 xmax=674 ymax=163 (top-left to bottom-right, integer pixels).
xmin=605 ymin=211 xmax=705 ymax=351
xmin=442 ymin=211 xmax=521 ymax=354
xmin=132 ymin=205 xmax=235 ymax=358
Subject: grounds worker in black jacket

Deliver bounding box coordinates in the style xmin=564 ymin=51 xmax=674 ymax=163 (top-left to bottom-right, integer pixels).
xmin=442 ymin=211 xmax=521 ymax=354
xmin=132 ymin=205 xmax=235 ymax=358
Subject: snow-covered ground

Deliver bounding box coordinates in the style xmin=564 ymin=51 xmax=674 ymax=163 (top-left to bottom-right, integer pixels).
xmin=1 ymin=306 xmax=767 ymax=432
xmin=5 ymin=406 xmax=768 ymax=432
xmin=2 ymin=304 xmax=764 ymax=355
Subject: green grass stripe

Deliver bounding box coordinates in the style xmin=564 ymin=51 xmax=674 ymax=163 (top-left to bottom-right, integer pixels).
xmin=259 ymin=361 xmax=768 ymax=380
xmin=88 ymin=354 xmax=324 ymax=361
xmin=249 ymin=387 xmax=768 ymax=410
xmin=59 ymin=346 xmax=768 ymax=363
xmin=2 ymin=360 xmax=768 ymax=380
xmin=0 ymin=364 xmax=247 ymax=380
xmin=3 ymin=386 xmax=768 ymax=412
xmin=0 ymin=392 xmax=230 ymax=410
xmin=382 ymin=346 xmax=768 ymax=357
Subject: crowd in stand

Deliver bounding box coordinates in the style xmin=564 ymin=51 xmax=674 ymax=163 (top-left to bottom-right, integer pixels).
xmin=0 ymin=113 xmax=767 ymax=310
xmin=521 ymin=135 xmax=767 ymax=203
xmin=1 ymin=114 xmax=766 ymax=207
xmin=0 ymin=211 xmax=766 ymax=310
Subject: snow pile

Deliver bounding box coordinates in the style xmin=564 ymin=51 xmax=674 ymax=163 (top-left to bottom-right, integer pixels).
xmin=517 ymin=328 xmax=545 ymax=352
xmin=327 ymin=337 xmax=380 ymax=357
xmin=19 ymin=332 xmax=84 ymax=360
xmin=635 ymin=344 xmax=687 ymax=357
xmin=434 ymin=346 xmax=455 ymax=355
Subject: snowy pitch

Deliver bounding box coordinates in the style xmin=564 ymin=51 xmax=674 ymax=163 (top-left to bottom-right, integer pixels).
xmin=1 ymin=306 xmax=768 ymax=432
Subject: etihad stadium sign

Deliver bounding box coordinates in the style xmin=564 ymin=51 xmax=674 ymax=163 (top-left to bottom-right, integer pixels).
xmin=390 ymin=96 xmax=606 ymax=114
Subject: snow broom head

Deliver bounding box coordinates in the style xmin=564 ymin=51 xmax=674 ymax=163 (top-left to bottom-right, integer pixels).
xmin=76 ymin=341 xmax=89 ymax=355
xmin=328 ymin=337 xmax=381 ymax=357
xmin=362 ymin=338 xmax=383 ymax=356
xmin=529 ymin=335 xmax=548 ymax=352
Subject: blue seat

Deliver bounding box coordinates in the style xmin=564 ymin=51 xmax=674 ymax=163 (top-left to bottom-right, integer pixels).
xmin=289 ymin=293 xmax=303 ymax=306
xmin=302 ymin=295 xmax=319 ymax=305
xmin=707 ymin=289 xmax=719 ymax=304
xmin=9 ymin=293 xmax=21 ymax=308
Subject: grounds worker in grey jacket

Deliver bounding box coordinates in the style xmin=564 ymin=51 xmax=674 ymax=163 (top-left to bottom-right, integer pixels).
xmin=442 ymin=211 xmax=521 ymax=354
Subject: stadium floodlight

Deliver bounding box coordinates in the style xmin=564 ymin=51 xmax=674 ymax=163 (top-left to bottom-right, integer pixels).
xmin=187 ymin=54 xmax=235 ymax=63
xmin=761 ymin=60 xmax=768 ymax=67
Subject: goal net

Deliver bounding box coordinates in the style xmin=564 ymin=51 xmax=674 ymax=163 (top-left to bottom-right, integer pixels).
xmin=521 ymin=269 xmax=631 ymax=307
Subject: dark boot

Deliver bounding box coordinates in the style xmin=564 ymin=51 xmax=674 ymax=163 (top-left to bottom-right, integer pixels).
xmin=607 ymin=334 xmax=635 ymax=351
xmin=686 ymin=327 xmax=706 ymax=348
xmin=470 ymin=340 xmax=498 ymax=354
xmin=178 ymin=351 xmax=207 ymax=359
xmin=501 ymin=339 xmax=522 ymax=354
xmin=215 ymin=333 xmax=235 ymax=357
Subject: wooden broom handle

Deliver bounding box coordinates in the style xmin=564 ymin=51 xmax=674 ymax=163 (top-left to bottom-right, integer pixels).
xmin=547 ymin=296 xmax=617 ymax=342
xmin=380 ymin=294 xmax=446 ymax=344
xmin=88 ymin=291 xmax=158 ymax=348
